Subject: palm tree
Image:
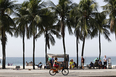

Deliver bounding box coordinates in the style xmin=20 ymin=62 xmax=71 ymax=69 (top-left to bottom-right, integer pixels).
xmin=69 ymin=3 xmax=81 ymax=68
xmin=35 ymin=8 xmax=61 ymax=64
xmin=14 ymin=1 xmax=30 ymax=69
xmin=27 ymin=0 xmax=42 ymax=69
xmin=0 ymin=0 xmax=16 ymax=69
xmin=77 ymin=0 xmax=98 ymax=57
xmin=91 ymin=12 xmax=111 ymax=59
xmin=44 ymin=29 xmax=60 ymax=64
xmin=103 ymin=0 xmax=116 ymax=36
xmin=54 ymin=0 xmax=73 ymax=66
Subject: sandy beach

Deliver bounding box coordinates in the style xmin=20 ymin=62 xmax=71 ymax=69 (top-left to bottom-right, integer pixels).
xmin=1 ymin=65 xmax=116 ymax=69
xmin=0 ymin=66 xmax=116 ymax=77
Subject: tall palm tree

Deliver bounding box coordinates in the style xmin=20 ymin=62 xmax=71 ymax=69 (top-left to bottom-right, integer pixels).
xmin=0 ymin=0 xmax=16 ymax=69
xmin=69 ymin=3 xmax=82 ymax=68
xmin=44 ymin=29 xmax=60 ymax=64
xmin=14 ymin=1 xmax=29 ymax=69
xmin=54 ymin=0 xmax=73 ymax=66
xmin=91 ymin=12 xmax=111 ymax=59
xmin=35 ymin=8 xmax=61 ymax=64
xmin=77 ymin=0 xmax=98 ymax=57
xmin=103 ymin=0 xmax=116 ymax=36
xmin=27 ymin=0 xmax=42 ymax=69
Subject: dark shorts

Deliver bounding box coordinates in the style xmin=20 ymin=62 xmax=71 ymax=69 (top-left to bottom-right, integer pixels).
xmin=50 ymin=62 xmax=53 ymax=67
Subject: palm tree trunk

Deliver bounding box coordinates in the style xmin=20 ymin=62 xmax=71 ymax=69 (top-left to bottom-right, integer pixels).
xmin=45 ymin=34 xmax=47 ymax=65
xmin=61 ymin=17 xmax=66 ymax=68
xmin=76 ymin=34 xmax=79 ymax=69
xmin=81 ymin=35 xmax=85 ymax=57
xmin=81 ymin=19 xmax=86 ymax=57
xmin=33 ymin=34 xmax=35 ymax=69
xmin=62 ymin=34 xmax=66 ymax=56
xmin=62 ymin=35 xmax=66 ymax=63
xmin=99 ymin=31 xmax=101 ymax=60
xmin=23 ymin=31 xmax=25 ymax=69
xmin=1 ymin=29 xmax=6 ymax=69
xmin=81 ymin=35 xmax=85 ymax=67
xmin=26 ymin=24 xmax=29 ymax=39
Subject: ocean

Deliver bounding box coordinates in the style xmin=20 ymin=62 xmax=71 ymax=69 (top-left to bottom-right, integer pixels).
xmin=0 ymin=57 xmax=116 ymax=66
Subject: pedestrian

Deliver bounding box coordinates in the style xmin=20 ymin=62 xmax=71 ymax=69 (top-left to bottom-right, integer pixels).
xmin=50 ymin=56 xmax=54 ymax=68
xmin=48 ymin=56 xmax=54 ymax=68
xmin=103 ymin=55 xmax=107 ymax=69
xmin=81 ymin=56 xmax=84 ymax=69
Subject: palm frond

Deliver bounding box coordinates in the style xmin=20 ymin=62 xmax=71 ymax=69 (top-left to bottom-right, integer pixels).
xmin=49 ymin=33 xmax=55 ymax=46
xmin=35 ymin=30 xmax=43 ymax=39
xmin=34 ymin=15 xmax=41 ymax=24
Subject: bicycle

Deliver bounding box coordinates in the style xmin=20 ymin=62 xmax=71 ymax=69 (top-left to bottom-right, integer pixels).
xmin=49 ymin=63 xmax=69 ymax=76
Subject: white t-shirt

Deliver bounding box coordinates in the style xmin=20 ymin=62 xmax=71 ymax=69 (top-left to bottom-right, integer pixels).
xmin=103 ymin=57 xmax=107 ymax=62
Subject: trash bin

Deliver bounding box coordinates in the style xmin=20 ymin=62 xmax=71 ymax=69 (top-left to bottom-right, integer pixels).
xmin=108 ymin=58 xmax=112 ymax=69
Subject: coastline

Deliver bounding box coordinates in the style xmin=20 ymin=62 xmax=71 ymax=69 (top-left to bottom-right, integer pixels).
xmin=1 ymin=56 xmax=116 ymax=65
xmin=0 ymin=66 xmax=43 ymax=69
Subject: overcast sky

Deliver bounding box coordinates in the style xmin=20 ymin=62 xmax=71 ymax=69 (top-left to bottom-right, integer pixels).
xmin=0 ymin=0 xmax=116 ymax=57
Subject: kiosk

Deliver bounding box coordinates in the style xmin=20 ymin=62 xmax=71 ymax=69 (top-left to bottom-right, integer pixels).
xmin=47 ymin=54 xmax=69 ymax=68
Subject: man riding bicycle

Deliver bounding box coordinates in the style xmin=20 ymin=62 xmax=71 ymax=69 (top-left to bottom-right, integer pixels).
xmin=53 ymin=57 xmax=61 ymax=72
xmin=49 ymin=56 xmax=69 ymax=76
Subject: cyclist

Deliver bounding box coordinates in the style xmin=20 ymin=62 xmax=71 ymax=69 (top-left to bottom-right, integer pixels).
xmin=53 ymin=57 xmax=61 ymax=72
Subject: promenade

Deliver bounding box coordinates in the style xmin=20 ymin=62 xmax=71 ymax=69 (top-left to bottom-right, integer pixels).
xmin=0 ymin=68 xmax=116 ymax=77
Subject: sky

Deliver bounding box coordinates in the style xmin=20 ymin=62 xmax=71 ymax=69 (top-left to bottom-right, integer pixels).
xmin=0 ymin=0 xmax=116 ymax=57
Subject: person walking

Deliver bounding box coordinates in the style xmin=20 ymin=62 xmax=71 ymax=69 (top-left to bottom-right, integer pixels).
xmin=81 ymin=56 xmax=85 ymax=69
xmin=103 ymin=55 xmax=107 ymax=69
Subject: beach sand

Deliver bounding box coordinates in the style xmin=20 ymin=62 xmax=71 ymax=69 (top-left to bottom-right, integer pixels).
xmin=0 ymin=66 xmax=42 ymax=70
xmin=0 ymin=65 xmax=116 ymax=69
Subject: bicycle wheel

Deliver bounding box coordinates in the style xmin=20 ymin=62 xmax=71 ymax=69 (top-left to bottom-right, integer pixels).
xmin=49 ymin=69 xmax=56 ymax=76
xmin=62 ymin=69 xmax=69 ymax=76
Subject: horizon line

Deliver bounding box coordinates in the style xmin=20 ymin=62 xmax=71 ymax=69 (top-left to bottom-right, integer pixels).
xmin=3 ymin=56 xmax=115 ymax=57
